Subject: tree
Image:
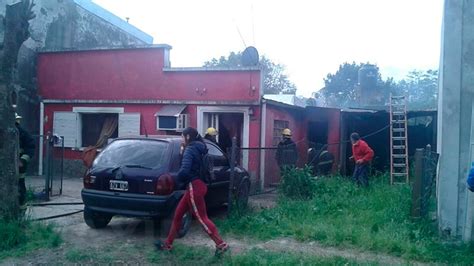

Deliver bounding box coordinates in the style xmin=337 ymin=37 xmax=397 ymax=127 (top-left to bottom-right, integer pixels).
xmin=319 ymin=62 xmax=391 ymax=108
xmin=392 ymin=69 xmax=438 ymax=110
xmin=204 ymin=52 xmax=297 ymax=95
xmin=0 ymin=0 xmax=35 ymax=220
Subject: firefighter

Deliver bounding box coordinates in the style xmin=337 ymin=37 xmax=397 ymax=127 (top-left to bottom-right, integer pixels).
xmin=308 ymin=144 xmax=334 ymax=176
xmin=155 ymin=127 xmax=228 ymax=255
xmin=276 ymin=128 xmax=298 ymax=171
xmin=15 ymin=113 xmax=35 ymax=212
xmin=350 ymin=132 xmax=374 ymax=187
xmin=204 ymin=127 xmax=218 ymax=144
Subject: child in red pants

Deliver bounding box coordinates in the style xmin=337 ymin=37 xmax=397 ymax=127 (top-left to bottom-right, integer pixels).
xmin=155 ymin=127 xmax=228 ymax=255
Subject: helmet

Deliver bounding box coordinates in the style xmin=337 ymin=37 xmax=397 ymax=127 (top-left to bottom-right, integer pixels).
xmin=282 ymin=128 xmax=292 ymax=137
xmin=206 ymin=127 xmax=218 ymax=136
xmin=15 ymin=113 xmax=22 ymax=120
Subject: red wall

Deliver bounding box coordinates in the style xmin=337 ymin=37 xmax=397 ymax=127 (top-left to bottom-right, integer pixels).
xmin=264 ymin=104 xmax=307 ymax=186
xmin=38 ymin=48 xmax=260 ymax=102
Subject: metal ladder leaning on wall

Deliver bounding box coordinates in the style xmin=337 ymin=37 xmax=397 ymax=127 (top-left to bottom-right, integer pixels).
xmin=390 ymin=95 xmax=409 ymax=184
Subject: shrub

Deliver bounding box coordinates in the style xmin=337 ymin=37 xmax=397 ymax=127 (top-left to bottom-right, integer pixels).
xmin=279 ymin=166 xmax=316 ymax=200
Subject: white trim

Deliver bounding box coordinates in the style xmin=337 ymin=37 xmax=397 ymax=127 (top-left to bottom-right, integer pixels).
xmin=72 ymin=107 xmax=124 ymax=113
xmin=39 ymin=102 xmax=44 ymax=175
xmin=197 ymin=106 xmax=250 ymax=170
xmin=259 ymin=101 xmax=267 ymax=191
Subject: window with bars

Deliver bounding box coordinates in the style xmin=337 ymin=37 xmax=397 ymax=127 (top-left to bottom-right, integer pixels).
xmin=273 ymin=120 xmax=289 ymax=146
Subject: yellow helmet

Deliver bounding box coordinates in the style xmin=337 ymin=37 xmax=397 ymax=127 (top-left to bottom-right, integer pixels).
xmin=206 ymin=127 xmax=218 ymax=136
xmin=282 ymin=128 xmax=292 ymax=137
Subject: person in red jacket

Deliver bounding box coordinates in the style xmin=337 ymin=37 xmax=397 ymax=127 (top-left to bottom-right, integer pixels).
xmin=350 ymin=132 xmax=374 ymax=187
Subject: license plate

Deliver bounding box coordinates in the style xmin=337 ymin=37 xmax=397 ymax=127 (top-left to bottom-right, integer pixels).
xmin=109 ymin=180 xmax=128 ymax=191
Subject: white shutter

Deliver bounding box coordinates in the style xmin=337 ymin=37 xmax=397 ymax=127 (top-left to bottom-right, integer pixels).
xmin=119 ymin=113 xmax=141 ymax=137
xmin=53 ymin=112 xmax=79 ymax=148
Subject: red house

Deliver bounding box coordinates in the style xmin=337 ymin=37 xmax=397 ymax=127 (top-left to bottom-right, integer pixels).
xmin=37 ymin=45 xmax=311 ymax=190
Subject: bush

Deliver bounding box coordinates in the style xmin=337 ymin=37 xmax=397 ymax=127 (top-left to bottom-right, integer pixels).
xmin=279 ymin=166 xmax=316 ymax=200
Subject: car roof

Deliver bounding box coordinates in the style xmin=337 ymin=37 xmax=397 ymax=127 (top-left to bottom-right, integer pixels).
xmin=114 ymin=135 xmax=182 ymax=143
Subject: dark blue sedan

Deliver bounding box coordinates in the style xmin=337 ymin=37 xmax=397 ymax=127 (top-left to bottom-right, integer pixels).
xmin=81 ymin=136 xmax=250 ymax=237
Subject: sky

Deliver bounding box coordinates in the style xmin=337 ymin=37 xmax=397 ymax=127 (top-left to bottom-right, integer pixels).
xmin=93 ymin=0 xmax=444 ymax=97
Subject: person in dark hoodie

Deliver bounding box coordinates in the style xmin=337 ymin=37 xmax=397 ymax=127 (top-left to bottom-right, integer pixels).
xmin=155 ymin=127 xmax=228 ymax=255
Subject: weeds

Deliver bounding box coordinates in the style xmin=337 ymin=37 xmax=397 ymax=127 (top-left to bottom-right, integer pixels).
xmin=279 ymin=166 xmax=316 ymax=200
xmin=218 ymin=174 xmax=474 ymax=264
xmin=0 ymin=219 xmax=62 ymax=260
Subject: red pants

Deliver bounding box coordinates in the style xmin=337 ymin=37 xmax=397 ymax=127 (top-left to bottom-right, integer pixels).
xmin=165 ymin=179 xmax=224 ymax=246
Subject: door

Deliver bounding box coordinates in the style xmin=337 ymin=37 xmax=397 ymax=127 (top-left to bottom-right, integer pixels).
xmin=205 ymin=141 xmax=230 ymax=206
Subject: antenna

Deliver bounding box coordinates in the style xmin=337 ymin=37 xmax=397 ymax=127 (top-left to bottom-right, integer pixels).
xmin=233 ymin=19 xmax=247 ymax=48
xmin=251 ymin=4 xmax=256 ymax=46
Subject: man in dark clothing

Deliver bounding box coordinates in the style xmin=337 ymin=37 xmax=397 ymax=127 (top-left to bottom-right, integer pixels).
xmin=204 ymin=127 xmax=218 ymax=144
xmin=308 ymin=144 xmax=334 ymax=176
xmin=16 ymin=113 xmax=35 ymax=211
xmin=276 ymin=128 xmax=298 ymax=171
xmin=350 ymin=132 xmax=374 ymax=187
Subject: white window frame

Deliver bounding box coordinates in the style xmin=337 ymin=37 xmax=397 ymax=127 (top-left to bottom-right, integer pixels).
xmin=197 ymin=106 xmax=250 ymax=170
xmin=72 ymin=107 xmax=125 ymax=149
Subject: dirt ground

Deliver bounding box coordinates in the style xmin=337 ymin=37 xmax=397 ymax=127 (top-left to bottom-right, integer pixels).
xmin=1 ymin=177 xmax=421 ymax=265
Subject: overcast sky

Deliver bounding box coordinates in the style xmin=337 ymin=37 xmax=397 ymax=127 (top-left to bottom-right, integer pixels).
xmin=93 ymin=0 xmax=444 ymax=97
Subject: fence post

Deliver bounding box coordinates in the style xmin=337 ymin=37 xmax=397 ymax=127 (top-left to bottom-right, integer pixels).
xmin=411 ymin=148 xmax=425 ymax=218
xmin=227 ymin=137 xmax=237 ymax=216
xmin=44 ymin=134 xmax=51 ymax=201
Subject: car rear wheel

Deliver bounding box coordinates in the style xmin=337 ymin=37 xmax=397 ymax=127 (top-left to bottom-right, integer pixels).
xmin=84 ymin=207 xmax=112 ymax=229
xmin=236 ymin=179 xmax=250 ymax=209
xmin=160 ymin=210 xmax=192 ymax=238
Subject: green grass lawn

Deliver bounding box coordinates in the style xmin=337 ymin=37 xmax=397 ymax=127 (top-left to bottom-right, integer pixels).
xmin=217 ymin=174 xmax=474 ymax=264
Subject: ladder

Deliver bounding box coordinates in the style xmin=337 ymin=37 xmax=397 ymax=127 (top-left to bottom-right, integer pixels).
xmin=390 ymin=94 xmax=409 ymax=184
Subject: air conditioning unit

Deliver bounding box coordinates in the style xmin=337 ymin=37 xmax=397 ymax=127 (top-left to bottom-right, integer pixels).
xmin=176 ymin=114 xmax=189 ymax=131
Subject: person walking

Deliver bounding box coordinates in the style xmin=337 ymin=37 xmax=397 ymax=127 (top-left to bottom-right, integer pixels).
xmin=15 ymin=113 xmax=35 ymax=212
xmin=350 ymin=132 xmax=374 ymax=187
xmin=155 ymin=127 xmax=228 ymax=255
xmin=275 ymin=128 xmax=298 ymax=172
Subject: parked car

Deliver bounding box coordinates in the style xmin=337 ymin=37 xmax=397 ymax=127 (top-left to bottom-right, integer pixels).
xmin=81 ymin=136 xmax=251 ymax=237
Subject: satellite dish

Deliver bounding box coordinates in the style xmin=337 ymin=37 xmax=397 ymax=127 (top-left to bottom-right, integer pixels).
xmin=241 ymin=46 xmax=259 ymax=67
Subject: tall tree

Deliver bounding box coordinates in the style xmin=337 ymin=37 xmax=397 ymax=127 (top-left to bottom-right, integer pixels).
xmin=319 ymin=62 xmax=391 ymax=108
xmin=204 ymin=52 xmax=297 ymax=95
xmin=392 ymin=69 xmax=438 ymax=110
xmin=0 ymin=0 xmax=35 ymax=220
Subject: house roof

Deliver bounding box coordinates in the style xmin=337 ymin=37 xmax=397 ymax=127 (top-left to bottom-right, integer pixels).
xmin=263 ymin=94 xmax=306 ymax=106
xmin=39 ymin=44 xmax=172 ymax=54
xmin=74 ymin=0 xmax=153 ymax=44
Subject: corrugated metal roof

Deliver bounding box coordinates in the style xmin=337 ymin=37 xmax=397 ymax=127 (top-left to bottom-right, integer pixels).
xmin=154 ymin=105 xmax=186 ymax=117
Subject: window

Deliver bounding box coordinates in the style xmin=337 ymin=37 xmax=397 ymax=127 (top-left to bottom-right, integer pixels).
xmin=273 ymin=120 xmax=289 ymax=146
xmin=81 ymin=113 xmax=118 ymax=147
xmin=53 ymin=111 xmax=141 ymax=149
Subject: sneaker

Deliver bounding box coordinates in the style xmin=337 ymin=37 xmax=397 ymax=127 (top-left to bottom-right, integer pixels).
xmin=215 ymin=242 xmax=229 ymax=256
xmin=154 ymin=240 xmax=172 ymax=251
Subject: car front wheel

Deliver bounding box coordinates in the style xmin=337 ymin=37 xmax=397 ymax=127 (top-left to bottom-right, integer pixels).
xmin=84 ymin=207 xmax=112 ymax=229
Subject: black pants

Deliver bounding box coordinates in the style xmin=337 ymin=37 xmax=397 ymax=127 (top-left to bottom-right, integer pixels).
xmin=18 ymin=178 xmax=26 ymax=207
xmin=353 ymin=164 xmax=369 ymax=187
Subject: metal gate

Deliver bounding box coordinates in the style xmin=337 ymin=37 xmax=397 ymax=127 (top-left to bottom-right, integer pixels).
xmin=26 ymin=133 xmax=64 ymax=201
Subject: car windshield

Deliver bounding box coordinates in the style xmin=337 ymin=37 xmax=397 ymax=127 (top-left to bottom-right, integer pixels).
xmin=93 ymin=139 xmax=169 ymax=169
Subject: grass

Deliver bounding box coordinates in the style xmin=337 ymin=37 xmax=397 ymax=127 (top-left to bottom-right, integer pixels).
xmin=217 ymin=174 xmax=474 ymax=264
xmin=147 ymin=243 xmax=371 ymax=265
xmin=0 ymin=219 xmax=62 ymax=260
